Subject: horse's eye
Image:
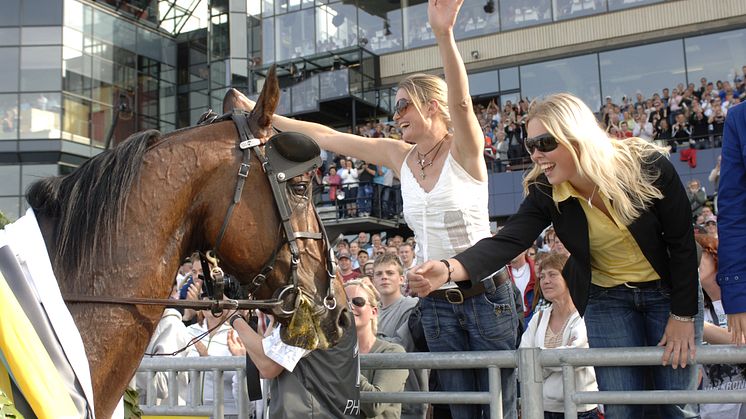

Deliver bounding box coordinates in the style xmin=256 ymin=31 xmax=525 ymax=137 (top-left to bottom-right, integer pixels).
xmin=291 ymin=182 xmax=309 ymax=196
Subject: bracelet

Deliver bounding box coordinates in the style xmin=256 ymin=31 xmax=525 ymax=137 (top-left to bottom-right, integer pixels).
xmin=440 ymin=259 xmax=454 ymax=284
xmin=670 ymin=313 xmax=696 ymax=323
xmin=229 ymin=313 xmax=245 ymax=328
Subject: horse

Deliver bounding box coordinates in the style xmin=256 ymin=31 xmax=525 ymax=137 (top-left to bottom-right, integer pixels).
xmin=22 ymin=66 xmax=349 ymax=417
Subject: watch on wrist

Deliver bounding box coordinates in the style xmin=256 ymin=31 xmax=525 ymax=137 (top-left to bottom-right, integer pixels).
xmin=229 ymin=313 xmax=245 ymax=328
xmin=670 ymin=313 xmax=695 ymax=323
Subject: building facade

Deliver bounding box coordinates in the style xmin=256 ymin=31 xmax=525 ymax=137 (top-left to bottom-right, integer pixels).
xmin=1 ymin=0 xmax=745 ymax=220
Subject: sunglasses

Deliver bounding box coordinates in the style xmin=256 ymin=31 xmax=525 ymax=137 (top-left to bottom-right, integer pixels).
xmin=349 ymin=296 xmax=368 ymax=308
xmin=524 ymin=133 xmax=560 ymax=154
xmin=394 ymin=98 xmax=411 ymax=117
xmin=705 ymin=221 xmax=717 ymax=226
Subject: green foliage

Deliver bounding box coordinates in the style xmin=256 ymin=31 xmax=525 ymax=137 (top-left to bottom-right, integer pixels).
xmin=0 ymin=212 xmax=9 ymax=230
xmin=123 ymin=387 xmax=142 ymax=419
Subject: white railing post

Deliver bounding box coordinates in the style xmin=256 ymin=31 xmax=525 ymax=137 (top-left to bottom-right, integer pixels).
xmin=487 ymin=366 xmax=502 ymax=418
xmin=518 ymin=347 xmax=544 ymax=419
xmin=562 ymin=364 xmax=577 ymax=419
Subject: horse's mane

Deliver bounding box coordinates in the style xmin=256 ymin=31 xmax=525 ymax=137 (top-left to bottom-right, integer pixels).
xmin=25 ymin=130 xmax=161 ymax=281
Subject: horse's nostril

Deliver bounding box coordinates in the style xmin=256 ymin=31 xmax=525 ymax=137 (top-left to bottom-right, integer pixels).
xmin=338 ymin=308 xmax=350 ymax=328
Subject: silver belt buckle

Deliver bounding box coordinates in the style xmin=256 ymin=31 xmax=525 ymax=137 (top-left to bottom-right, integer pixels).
xmin=445 ymin=288 xmax=464 ymax=304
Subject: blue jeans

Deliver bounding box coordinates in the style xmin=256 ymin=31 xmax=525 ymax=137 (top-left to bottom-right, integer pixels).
xmin=544 ymin=408 xmax=599 ymax=419
xmin=584 ymin=283 xmax=704 ymax=419
xmin=420 ymin=281 xmax=518 ymax=419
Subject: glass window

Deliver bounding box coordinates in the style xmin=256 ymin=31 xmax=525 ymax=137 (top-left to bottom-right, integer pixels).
xmin=0 ymin=48 xmax=20 ymax=93
xmin=607 ymin=0 xmax=662 ymax=12
xmin=468 ymin=70 xmax=498 ymax=96
xmin=0 ymin=95 xmax=19 ymax=140
xmin=93 ymin=9 xmax=115 ymax=43
xmin=499 ymin=67 xmax=520 ymax=91
xmin=90 ymin=102 xmax=111 ymax=147
xmin=291 ymin=75 xmax=319 ymax=113
xmin=21 ymin=165 xmax=59 ymax=194
xmin=275 ymin=0 xmax=302 ymax=14
xmin=0 ymin=197 xmax=21 ymax=221
xmin=275 ymin=10 xmax=314 ymax=61
xmin=685 ymin=29 xmax=746 ymax=88
xmin=262 ymin=0 xmax=274 ymax=17
xmin=0 ymin=0 xmax=20 ymax=26
xmin=0 ymin=29 xmax=20 ymax=46
xmin=358 ymin=8 xmax=402 ymax=55
xmin=20 ymin=46 xmax=62 ymax=92
xmin=62 ymin=94 xmax=90 ymax=143
xmin=316 ymin=3 xmax=358 ymax=53
xmin=520 ymin=54 xmax=601 ymax=111
xmin=21 ymin=27 xmax=62 ymax=46
xmin=64 ymin=0 xmax=84 ymax=31
xmin=114 ymin=19 xmax=137 ymax=52
xmin=262 ymin=17 xmax=275 ymax=64
xmin=553 ymin=0 xmax=605 ymax=21
xmin=403 ymin=2 xmax=435 ymax=49
xmin=63 ymin=48 xmax=91 ymax=97
xmin=22 ymin=0 xmax=62 ymax=25
xmin=63 ymin=27 xmax=84 ymax=51
xmin=137 ymin=28 xmax=162 ymax=62
xmin=599 ymin=40 xmax=685 ymax=102
xmin=19 ymin=93 xmax=61 ymax=139
xmin=0 ymin=165 xmax=20 ymax=196
xmin=500 ymin=0 xmax=552 ymax=31
xmin=454 ymin=0 xmax=500 ymax=40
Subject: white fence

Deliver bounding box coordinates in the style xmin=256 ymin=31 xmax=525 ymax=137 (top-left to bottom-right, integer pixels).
xmin=137 ymin=345 xmax=746 ymax=418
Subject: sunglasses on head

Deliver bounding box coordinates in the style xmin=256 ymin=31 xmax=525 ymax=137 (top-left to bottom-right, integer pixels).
xmin=349 ymin=296 xmax=368 ymax=308
xmin=394 ymin=98 xmax=411 ymax=117
xmin=524 ymin=133 xmax=560 ymax=154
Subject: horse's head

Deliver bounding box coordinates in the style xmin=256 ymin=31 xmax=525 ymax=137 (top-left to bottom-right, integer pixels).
xmin=211 ymin=67 xmax=349 ymax=350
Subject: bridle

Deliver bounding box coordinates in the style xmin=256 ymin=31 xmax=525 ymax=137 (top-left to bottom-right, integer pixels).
xmin=64 ymin=109 xmax=339 ymax=321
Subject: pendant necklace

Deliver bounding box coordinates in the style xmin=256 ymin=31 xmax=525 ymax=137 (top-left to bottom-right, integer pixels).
xmin=416 ymin=133 xmax=449 ymax=180
xmin=587 ymin=185 xmax=598 ymax=208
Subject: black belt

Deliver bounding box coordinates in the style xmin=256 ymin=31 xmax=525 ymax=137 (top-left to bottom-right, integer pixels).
xmin=618 ymin=279 xmax=664 ymax=289
xmin=430 ymin=268 xmax=511 ymax=304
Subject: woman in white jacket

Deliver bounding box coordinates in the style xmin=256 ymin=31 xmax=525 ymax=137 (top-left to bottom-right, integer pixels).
xmin=519 ymin=252 xmax=600 ymax=419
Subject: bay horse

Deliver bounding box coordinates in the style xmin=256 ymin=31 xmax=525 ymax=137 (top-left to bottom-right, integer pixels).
xmin=23 ymin=67 xmax=349 ymax=417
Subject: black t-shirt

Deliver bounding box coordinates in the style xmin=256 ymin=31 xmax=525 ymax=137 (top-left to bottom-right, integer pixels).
xmin=268 ymin=312 xmax=361 ymax=418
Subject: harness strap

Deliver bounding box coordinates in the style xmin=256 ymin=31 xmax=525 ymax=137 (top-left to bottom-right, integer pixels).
xmin=62 ymin=295 xmax=283 ymax=311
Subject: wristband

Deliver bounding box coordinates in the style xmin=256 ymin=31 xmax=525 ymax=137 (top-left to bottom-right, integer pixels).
xmin=670 ymin=313 xmax=695 ymax=323
xmin=440 ymin=259 xmax=454 ymax=284
xmin=229 ymin=313 xmax=245 ymax=328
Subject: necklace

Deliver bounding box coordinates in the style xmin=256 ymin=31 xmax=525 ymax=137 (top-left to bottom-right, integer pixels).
xmin=587 ymin=185 xmax=598 ymax=208
xmin=415 ymin=133 xmax=449 ymax=179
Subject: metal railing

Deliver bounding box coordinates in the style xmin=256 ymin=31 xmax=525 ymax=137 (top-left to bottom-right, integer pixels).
xmin=137 ymin=345 xmax=746 ymax=418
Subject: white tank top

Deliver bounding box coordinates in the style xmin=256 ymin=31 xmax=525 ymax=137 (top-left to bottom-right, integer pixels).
xmin=401 ymin=148 xmax=492 ymax=265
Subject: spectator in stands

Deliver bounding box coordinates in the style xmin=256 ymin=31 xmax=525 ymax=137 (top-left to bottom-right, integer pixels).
xmin=687 ymin=179 xmax=707 ymax=220
xmin=709 ymin=155 xmax=720 ymax=213
xmin=654 ymin=118 xmax=673 ymax=151
xmin=672 ymin=113 xmax=692 ymax=147
xmin=410 ymin=92 xmax=703 ymax=419
xmin=339 ymin=159 xmax=359 ymax=217
xmin=358 ymin=231 xmax=373 ymax=256
xmin=633 ymin=112 xmax=654 ymax=142
xmin=358 ymin=160 xmax=376 ymax=217
xmin=344 ymin=279 xmax=408 ymax=419
xmin=519 ymin=252 xmax=599 ymax=419
xmin=358 ymin=249 xmax=370 ymax=268
xmin=399 ymin=242 xmax=417 ymax=278
xmin=372 ymin=254 xmax=427 ymax=419
xmin=363 ymin=260 xmax=375 ymax=278
xmin=717 ymin=101 xmax=746 ymax=345
xmin=508 ymin=249 xmax=538 ymax=326
xmin=350 ymin=241 xmax=362 ymax=270
xmin=230 ymin=1 xmax=517 ymax=416
xmin=322 ymin=166 xmax=343 ymax=217
xmin=494 ymin=130 xmax=509 ymax=172
xmin=338 ymin=250 xmax=361 ymax=282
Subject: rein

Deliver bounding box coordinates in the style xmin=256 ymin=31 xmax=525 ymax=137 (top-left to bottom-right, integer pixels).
xmin=63 ymin=109 xmax=338 ymax=321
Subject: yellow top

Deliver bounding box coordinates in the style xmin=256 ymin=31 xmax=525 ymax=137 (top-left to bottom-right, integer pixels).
xmin=553 ymin=182 xmax=659 ymax=287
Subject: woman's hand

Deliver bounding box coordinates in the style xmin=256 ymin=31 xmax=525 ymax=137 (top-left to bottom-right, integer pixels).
xmin=227 ymin=329 xmax=247 ymax=356
xmin=728 ymin=312 xmax=746 ymax=345
xmin=427 ymin=0 xmax=463 ymax=38
xmin=408 ymin=260 xmax=449 ymax=297
xmin=658 ymin=317 xmax=696 ymax=368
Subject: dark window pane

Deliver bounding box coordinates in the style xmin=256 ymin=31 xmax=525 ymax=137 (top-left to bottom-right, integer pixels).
xmin=0 ymin=48 xmax=20 ymax=93
xmin=685 ymin=29 xmax=746 ymax=89
xmin=521 ymin=54 xmax=601 ymax=111
xmin=600 ymin=39 xmax=685 ymax=102
xmin=499 ymin=67 xmax=520 ymax=91
xmin=500 ymin=0 xmax=552 ymax=31
xmin=0 ymin=165 xmax=20 ymax=195
xmin=262 ymin=17 xmax=274 ymax=64
xmin=20 ymin=46 xmax=62 ymax=92
xmin=21 ymin=164 xmax=59 ymax=193
xmin=22 ymin=0 xmax=63 ymax=25
xmin=469 ymin=70 xmax=498 ymax=96
xmin=0 ymin=0 xmax=20 ymax=26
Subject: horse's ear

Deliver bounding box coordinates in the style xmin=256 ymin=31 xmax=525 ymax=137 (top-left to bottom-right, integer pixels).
xmin=249 ymin=65 xmax=279 ymax=133
xmin=222 ymin=88 xmax=252 ymax=114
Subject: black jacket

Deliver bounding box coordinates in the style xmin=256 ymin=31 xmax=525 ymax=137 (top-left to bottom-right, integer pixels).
xmin=454 ymin=154 xmax=698 ymax=317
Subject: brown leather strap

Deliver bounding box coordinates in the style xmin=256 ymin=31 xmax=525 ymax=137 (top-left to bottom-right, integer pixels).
xmin=61 ymin=295 xmax=282 ymax=311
